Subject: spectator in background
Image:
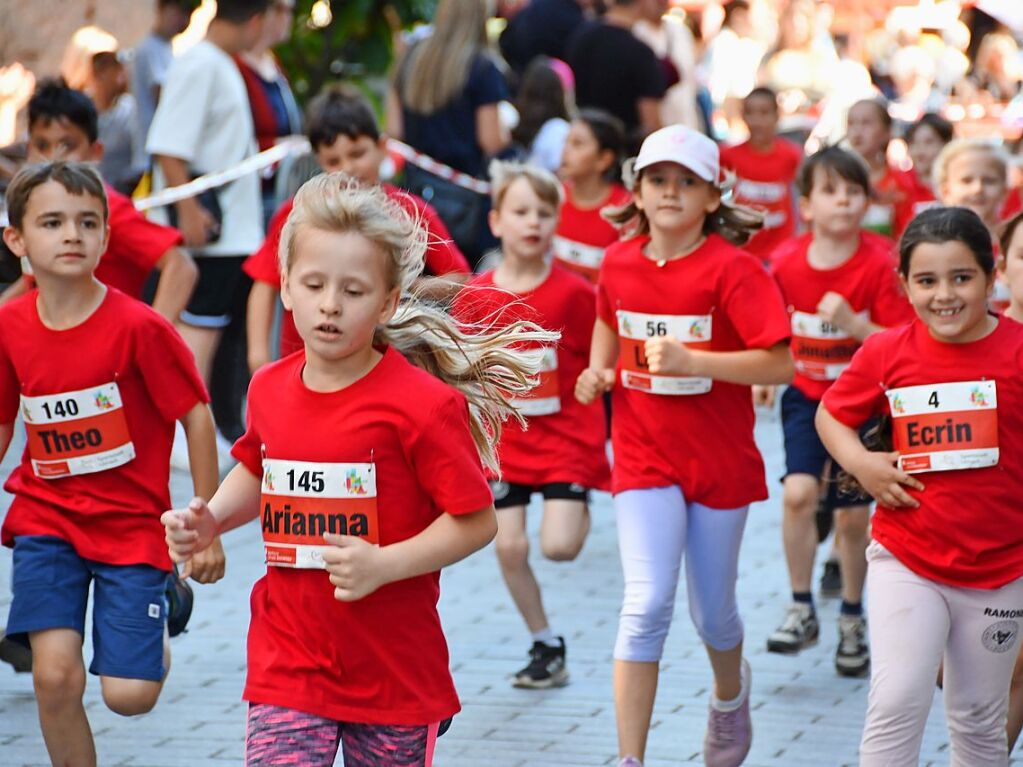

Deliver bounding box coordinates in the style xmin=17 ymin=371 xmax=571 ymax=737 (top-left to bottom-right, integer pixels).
xmin=90 ymin=51 xmax=145 ymax=194
xmin=701 ymin=0 xmax=765 ymax=139
xmin=388 ymin=0 xmax=510 ymax=264
xmin=633 ymin=0 xmax=703 ymax=132
xmin=566 ymin=0 xmax=666 ymax=150
xmin=147 ymin=0 xmax=269 ymax=448
xmin=512 ymin=56 xmax=573 ymax=173
xmin=759 ymin=0 xmax=838 ymax=114
xmin=499 ymin=0 xmax=590 ymax=78
xmin=235 ymin=0 xmax=302 ymax=227
xmin=132 ymin=0 xmax=195 ymax=159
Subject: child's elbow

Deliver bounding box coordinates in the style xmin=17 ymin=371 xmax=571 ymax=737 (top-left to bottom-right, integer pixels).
xmin=475 ymin=506 xmax=498 ymax=549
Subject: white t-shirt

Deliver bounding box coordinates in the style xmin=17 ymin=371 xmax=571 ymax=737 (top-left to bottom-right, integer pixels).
xmin=146 ymin=40 xmax=263 ymax=257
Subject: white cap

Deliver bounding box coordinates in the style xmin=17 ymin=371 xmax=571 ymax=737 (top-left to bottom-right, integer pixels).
xmin=632 ymin=125 xmax=720 ymax=183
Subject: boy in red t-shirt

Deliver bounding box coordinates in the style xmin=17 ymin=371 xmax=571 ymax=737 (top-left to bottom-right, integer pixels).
xmin=244 ymin=85 xmax=470 ymax=371
xmin=719 ymin=87 xmax=803 ymax=263
xmin=0 ymin=79 xmax=198 ymax=323
xmin=0 ymin=161 xmax=216 ymax=764
xmin=763 ymin=147 xmax=914 ymax=677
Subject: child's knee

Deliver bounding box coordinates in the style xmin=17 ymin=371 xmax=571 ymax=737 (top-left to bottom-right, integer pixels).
xmin=782 ymin=478 xmax=818 ymax=515
xmin=615 ymin=584 xmax=677 ymax=660
xmin=835 ymin=506 xmax=869 ymax=537
xmin=495 ymin=532 xmax=529 ymax=569
xmin=541 ymin=536 xmax=582 ymax=562
xmin=101 ymin=678 xmax=162 ymax=717
xmin=33 ymin=656 xmax=86 ymax=704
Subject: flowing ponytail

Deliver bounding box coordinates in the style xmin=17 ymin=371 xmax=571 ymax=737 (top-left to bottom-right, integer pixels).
xmin=279 ymin=173 xmax=558 ymax=473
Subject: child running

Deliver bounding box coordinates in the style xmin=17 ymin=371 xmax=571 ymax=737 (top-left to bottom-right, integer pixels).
xmin=554 ymin=109 xmax=630 ymax=282
xmin=244 ymin=85 xmax=470 ymax=370
xmin=764 ymin=147 xmax=914 ymax=677
xmin=845 ymin=98 xmax=915 ymax=240
xmin=817 ymin=206 xmax=1023 ymax=766
xmin=719 ymin=86 xmax=803 ymax=263
xmin=0 ymin=161 xmax=216 ymax=767
xmin=575 ymin=125 xmax=793 ymax=767
xmin=934 ymin=138 xmax=1010 ymax=310
xmin=163 ymin=174 xmax=555 ymax=766
xmin=900 ymin=113 xmax=954 ymax=226
xmin=452 ymin=161 xmax=610 ymax=689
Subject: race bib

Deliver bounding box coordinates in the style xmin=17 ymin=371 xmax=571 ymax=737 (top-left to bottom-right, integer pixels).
xmin=863 ymin=203 xmax=893 ymax=236
xmin=552 ymin=236 xmax=604 ymax=282
xmin=21 ymin=382 xmax=135 ymax=479
xmin=511 ymin=347 xmax=560 ymax=417
xmin=886 ymin=381 xmax=998 ymax=473
xmin=990 ymin=279 xmax=1011 ymax=314
xmin=790 ymin=310 xmax=865 ymax=381
xmin=617 ymin=310 xmax=712 ymax=395
xmin=260 ymin=458 xmax=379 ymax=569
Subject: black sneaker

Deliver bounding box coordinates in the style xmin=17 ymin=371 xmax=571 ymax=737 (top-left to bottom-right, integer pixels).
xmin=0 ymin=629 xmax=32 ymax=673
xmin=166 ymin=567 xmax=194 ymax=638
xmin=835 ymin=615 xmax=870 ymax=677
xmin=819 ymin=559 xmax=842 ymax=599
xmin=815 ymin=498 xmax=834 ymax=543
xmin=767 ymin=603 xmax=820 ymax=654
xmin=512 ymin=637 xmax=569 ymax=689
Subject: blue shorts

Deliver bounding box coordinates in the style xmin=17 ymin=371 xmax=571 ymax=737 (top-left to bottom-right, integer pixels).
xmin=6 ymin=535 xmax=169 ymax=681
xmin=781 ymin=386 xmax=872 ymax=507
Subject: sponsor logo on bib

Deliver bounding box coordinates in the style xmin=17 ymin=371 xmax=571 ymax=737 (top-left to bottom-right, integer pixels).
xmin=886 ymin=380 xmax=998 ymax=473
xmin=22 ymin=382 xmax=135 ymax=479
xmin=260 ymin=457 xmax=379 ymax=569
xmin=616 ymin=310 xmax=712 ymax=395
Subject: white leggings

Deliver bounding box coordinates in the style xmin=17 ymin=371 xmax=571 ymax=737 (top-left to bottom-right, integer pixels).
xmin=613 ymin=486 xmax=748 ymax=661
xmin=861 ymin=541 xmax=1023 ymax=767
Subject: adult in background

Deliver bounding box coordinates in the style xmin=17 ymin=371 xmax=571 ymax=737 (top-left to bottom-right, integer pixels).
xmin=235 ymin=0 xmax=302 ymax=227
xmin=701 ymin=0 xmax=765 ymax=140
xmin=499 ymin=0 xmax=590 ymax=78
xmin=132 ymin=0 xmax=196 ymax=161
xmin=633 ymin=0 xmax=702 ymax=132
xmin=566 ymin=0 xmax=666 ymax=152
xmin=387 ymin=0 xmax=511 ymax=265
xmin=147 ymin=0 xmax=269 ymax=449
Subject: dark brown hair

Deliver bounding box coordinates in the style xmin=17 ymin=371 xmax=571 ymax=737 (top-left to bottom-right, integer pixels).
xmin=796 ymin=145 xmax=870 ymax=198
xmin=6 ymin=161 xmax=108 ymax=229
xmin=1000 ymin=211 xmax=1023 ymax=257
xmin=898 ymin=205 xmax=994 ymax=277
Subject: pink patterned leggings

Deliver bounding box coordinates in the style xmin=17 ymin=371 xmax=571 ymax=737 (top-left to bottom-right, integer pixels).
xmin=246 ymin=703 xmax=444 ymax=766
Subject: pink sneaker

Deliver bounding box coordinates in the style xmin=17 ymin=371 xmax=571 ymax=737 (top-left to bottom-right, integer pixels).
xmin=703 ymin=658 xmax=752 ymax=767
xmin=617 ymin=758 xmax=643 ymax=767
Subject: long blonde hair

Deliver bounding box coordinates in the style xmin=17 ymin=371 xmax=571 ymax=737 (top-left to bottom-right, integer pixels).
xmin=398 ymin=0 xmax=490 ymax=115
xmin=279 ymin=173 xmax=557 ymax=473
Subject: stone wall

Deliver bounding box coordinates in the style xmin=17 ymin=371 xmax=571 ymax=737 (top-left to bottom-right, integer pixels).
xmin=0 ymin=0 xmax=155 ymax=78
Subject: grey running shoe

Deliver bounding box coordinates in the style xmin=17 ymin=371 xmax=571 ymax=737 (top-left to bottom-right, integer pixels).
xmin=835 ymin=614 xmax=870 ymax=677
xmin=819 ymin=559 xmax=842 ymax=599
xmin=767 ymin=603 xmax=820 ymax=654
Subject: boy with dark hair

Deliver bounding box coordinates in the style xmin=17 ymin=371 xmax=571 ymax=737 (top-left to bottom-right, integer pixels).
xmin=0 ymin=79 xmax=198 ymax=325
xmin=0 ymin=160 xmax=216 ymax=765
xmin=244 ymin=85 xmax=471 ymax=371
xmin=719 ymin=87 xmax=803 ymax=262
xmin=762 ymin=146 xmax=915 ymax=676
xmin=147 ymin=0 xmax=269 ymax=445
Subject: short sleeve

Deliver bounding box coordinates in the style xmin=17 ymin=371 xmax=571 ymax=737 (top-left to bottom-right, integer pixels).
xmin=231 ymin=385 xmax=264 ymax=479
xmin=719 ymin=255 xmax=791 ymax=349
xmin=820 ymin=334 xmax=889 ymax=429
xmin=631 ymin=42 xmax=667 ymax=100
xmin=466 ymin=55 xmax=509 ymax=109
xmin=0 ymin=333 xmax=20 ymax=424
xmin=105 ymin=190 xmax=182 ymax=272
xmin=419 ymin=202 xmax=470 ymax=275
xmin=409 ymin=393 xmax=493 ymax=515
xmin=134 ymin=312 xmax=210 ymax=422
xmin=146 ymin=52 xmax=212 ymax=162
xmin=595 ymin=277 xmax=615 ymax=327
xmin=243 ymin=200 xmax=291 ymax=286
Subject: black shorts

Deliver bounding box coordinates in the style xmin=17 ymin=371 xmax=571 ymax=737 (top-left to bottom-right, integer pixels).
xmin=781 ymin=385 xmax=872 ymax=507
xmin=490 ymin=481 xmax=589 ymax=509
xmin=179 ymin=255 xmax=248 ymax=329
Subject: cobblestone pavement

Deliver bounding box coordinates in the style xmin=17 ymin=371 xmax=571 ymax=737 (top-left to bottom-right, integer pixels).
xmin=2 ymin=409 xmax=1021 ymax=766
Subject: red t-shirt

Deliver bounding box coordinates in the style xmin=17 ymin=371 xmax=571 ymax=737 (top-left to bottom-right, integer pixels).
xmin=864 ymin=166 xmax=917 ymax=239
xmin=243 ymin=185 xmax=470 ymax=357
xmin=553 ymin=183 xmax=630 ymax=282
xmin=452 ymin=266 xmax=610 ymax=489
xmin=719 ymin=138 xmax=803 ymax=261
xmin=596 ymin=235 xmax=791 ymax=506
xmin=821 ymin=319 xmax=1023 ymax=589
xmin=232 ymin=347 xmax=493 ymax=724
xmin=892 ymin=171 xmax=938 ymax=242
xmin=0 ymin=288 xmax=208 ymax=570
xmin=771 ymin=232 xmax=915 ymax=401
xmin=97 ymin=185 xmax=184 ymax=298
xmin=1001 ymin=187 xmax=1022 ymax=221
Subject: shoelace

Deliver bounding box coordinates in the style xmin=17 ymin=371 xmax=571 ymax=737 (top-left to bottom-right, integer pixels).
xmin=781 ymin=606 xmax=808 ymax=633
xmin=838 ymin=620 xmax=865 ymax=653
xmin=709 ymin=707 xmax=739 ymax=741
